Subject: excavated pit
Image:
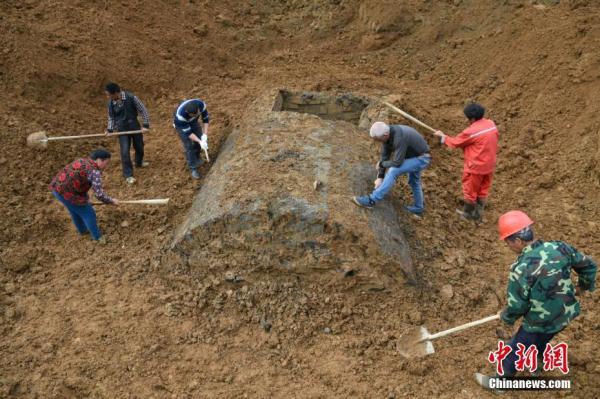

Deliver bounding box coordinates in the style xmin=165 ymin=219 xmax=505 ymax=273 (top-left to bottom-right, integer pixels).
xmin=172 ymin=90 xmax=417 ymax=287
xmin=273 ymin=90 xmax=370 ymax=124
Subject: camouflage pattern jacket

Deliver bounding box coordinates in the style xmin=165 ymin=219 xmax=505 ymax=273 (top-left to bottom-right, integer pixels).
xmin=501 ymin=240 xmax=597 ymax=334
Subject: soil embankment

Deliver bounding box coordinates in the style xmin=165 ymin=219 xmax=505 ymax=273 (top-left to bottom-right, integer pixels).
xmin=1 ymin=1 xmax=599 ymax=397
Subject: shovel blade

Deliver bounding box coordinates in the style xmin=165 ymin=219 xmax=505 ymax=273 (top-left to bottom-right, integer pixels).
xmin=26 ymin=131 xmax=49 ymax=148
xmin=397 ymin=326 xmax=435 ymax=359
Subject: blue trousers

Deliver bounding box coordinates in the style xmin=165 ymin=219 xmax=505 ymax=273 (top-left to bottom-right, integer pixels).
xmin=175 ymin=124 xmax=204 ymax=172
xmin=502 ymin=325 xmax=558 ymax=376
xmin=52 ymin=191 xmax=101 ymax=240
xmin=371 ymin=155 xmax=431 ymax=212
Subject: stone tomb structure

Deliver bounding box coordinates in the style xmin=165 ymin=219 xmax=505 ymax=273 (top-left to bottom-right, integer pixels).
xmin=172 ymin=90 xmax=417 ymax=287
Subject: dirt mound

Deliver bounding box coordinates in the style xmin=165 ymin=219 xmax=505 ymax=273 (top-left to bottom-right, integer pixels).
xmin=2 ymin=0 xmax=600 ymax=397
xmin=172 ymin=90 xmax=416 ymax=286
xmin=356 ymin=0 xmax=416 ymax=50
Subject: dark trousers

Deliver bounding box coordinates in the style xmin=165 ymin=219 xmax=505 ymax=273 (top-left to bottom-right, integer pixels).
xmin=118 ymin=132 xmax=144 ymax=178
xmin=502 ymin=325 xmax=558 ymax=376
xmin=175 ymin=123 xmax=203 ymax=172
xmin=52 ymin=191 xmax=101 ymax=240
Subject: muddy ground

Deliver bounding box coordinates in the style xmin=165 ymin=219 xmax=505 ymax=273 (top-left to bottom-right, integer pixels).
xmin=1 ymin=0 xmax=600 ymax=398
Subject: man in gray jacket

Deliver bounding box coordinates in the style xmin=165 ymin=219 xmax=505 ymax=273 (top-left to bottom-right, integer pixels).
xmin=353 ymin=122 xmax=431 ymax=215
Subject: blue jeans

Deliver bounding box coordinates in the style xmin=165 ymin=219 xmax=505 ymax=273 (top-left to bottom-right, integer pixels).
xmin=501 ymin=326 xmax=558 ymax=376
xmin=371 ymin=155 xmax=431 ymax=212
xmin=52 ymin=191 xmax=101 ymax=240
xmin=175 ymin=122 xmax=203 ymax=172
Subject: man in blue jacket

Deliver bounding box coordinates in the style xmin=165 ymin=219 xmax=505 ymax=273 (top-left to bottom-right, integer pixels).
xmin=173 ymin=99 xmax=210 ymax=179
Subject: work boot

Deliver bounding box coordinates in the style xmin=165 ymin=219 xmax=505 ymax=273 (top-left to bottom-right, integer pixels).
xmin=456 ymin=201 xmax=478 ymax=220
xmin=474 ymin=373 xmax=504 ymax=394
xmin=191 ymin=170 xmax=201 ymax=180
xmin=477 ymin=198 xmax=486 ymax=211
xmin=476 ymin=198 xmax=486 ymax=219
xmin=352 ymin=195 xmax=375 ymax=209
xmin=404 ymin=205 xmax=424 ymax=216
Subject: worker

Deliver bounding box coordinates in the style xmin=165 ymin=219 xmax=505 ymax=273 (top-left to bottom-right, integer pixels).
xmin=434 ymin=103 xmax=498 ymax=221
xmin=50 ymin=149 xmax=119 ymax=241
xmin=476 ymin=210 xmax=596 ymax=388
xmin=105 ymin=82 xmax=151 ymax=185
xmin=352 ymin=121 xmax=431 ymax=215
xmin=173 ymin=98 xmax=210 ymax=180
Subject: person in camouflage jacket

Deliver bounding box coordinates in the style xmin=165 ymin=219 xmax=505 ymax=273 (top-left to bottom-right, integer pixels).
xmin=501 ymin=240 xmax=596 ymax=334
xmin=498 ymin=211 xmax=597 ymax=376
xmin=476 ymin=210 xmax=596 ymax=388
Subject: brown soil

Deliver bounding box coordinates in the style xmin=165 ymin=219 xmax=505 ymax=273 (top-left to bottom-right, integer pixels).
xmin=1 ymin=0 xmax=600 ymax=397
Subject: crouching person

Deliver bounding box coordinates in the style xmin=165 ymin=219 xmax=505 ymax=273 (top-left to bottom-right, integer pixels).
xmin=50 ymin=149 xmax=119 ymax=241
xmin=353 ymin=122 xmax=431 ymax=215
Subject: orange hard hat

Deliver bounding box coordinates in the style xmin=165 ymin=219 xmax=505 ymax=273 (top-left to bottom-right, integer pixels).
xmin=498 ymin=210 xmax=534 ymax=240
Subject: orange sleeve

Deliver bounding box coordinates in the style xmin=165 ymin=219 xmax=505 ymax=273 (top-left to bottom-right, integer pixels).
xmin=444 ymin=130 xmax=473 ymax=149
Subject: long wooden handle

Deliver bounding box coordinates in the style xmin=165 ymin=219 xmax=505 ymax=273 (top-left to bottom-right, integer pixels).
xmin=47 ymin=130 xmax=145 ymax=141
xmin=93 ymin=198 xmax=169 ymax=205
xmin=119 ymin=199 xmax=169 ymax=205
xmin=203 ymin=148 xmax=210 ymax=162
xmin=422 ymin=314 xmax=500 ymax=342
xmin=382 ymin=102 xmax=437 ymax=134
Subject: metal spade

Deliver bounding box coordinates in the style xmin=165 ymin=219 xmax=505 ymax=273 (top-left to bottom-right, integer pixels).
xmin=397 ymin=314 xmax=500 ymax=358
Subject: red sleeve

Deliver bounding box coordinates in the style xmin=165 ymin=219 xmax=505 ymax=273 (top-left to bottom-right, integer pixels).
xmin=444 ymin=129 xmax=474 ymax=149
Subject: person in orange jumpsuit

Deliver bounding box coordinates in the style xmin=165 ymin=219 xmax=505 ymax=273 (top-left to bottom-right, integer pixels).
xmin=434 ymin=103 xmax=499 ymax=220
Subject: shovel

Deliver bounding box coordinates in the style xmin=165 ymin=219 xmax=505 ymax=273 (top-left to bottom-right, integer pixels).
xmin=382 ymin=102 xmax=437 ymax=134
xmin=397 ymin=314 xmax=500 ymax=358
xmin=27 ymin=129 xmax=146 ymax=148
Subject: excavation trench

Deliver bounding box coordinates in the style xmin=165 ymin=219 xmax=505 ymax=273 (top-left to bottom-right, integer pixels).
xmin=272 ymin=89 xmax=369 ymax=124
xmin=172 ymin=90 xmax=417 ymax=287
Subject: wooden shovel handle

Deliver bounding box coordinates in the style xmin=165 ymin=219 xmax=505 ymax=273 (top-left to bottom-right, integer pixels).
xmin=118 ymin=199 xmax=169 ymax=205
xmin=92 ymin=198 xmax=169 ymax=205
xmin=382 ymin=102 xmax=437 ymax=134
xmin=47 ymin=130 xmax=145 ymax=141
xmin=422 ymin=314 xmax=500 ymax=342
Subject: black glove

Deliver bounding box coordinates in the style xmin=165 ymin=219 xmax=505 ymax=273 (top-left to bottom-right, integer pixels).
xmin=496 ymin=309 xmax=514 ymax=340
xmin=496 ymin=325 xmax=513 ymax=340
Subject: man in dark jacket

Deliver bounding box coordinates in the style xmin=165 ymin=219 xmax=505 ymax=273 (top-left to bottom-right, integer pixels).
xmin=353 ymin=121 xmax=431 ymax=215
xmin=50 ymin=149 xmax=119 ymax=241
xmin=173 ymin=98 xmax=210 ymax=179
xmin=105 ymin=82 xmax=150 ymax=184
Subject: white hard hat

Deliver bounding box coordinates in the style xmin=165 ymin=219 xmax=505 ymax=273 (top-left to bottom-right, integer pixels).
xmin=369 ymin=121 xmax=390 ymax=138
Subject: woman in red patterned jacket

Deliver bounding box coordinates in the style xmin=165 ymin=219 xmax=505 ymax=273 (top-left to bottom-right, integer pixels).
xmin=50 ymin=149 xmax=119 ymax=241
